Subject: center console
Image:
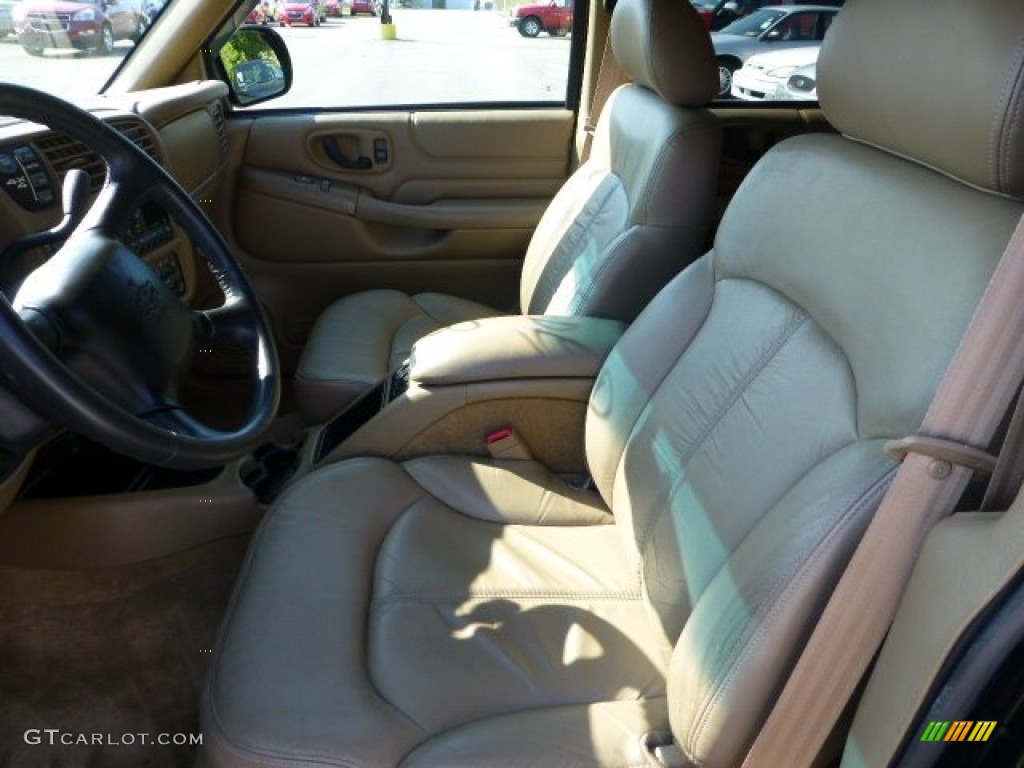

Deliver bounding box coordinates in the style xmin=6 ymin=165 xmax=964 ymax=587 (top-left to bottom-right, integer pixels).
xmin=305 ymin=314 xmax=626 ymax=474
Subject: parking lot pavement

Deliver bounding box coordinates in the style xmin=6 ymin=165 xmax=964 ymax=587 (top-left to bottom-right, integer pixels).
xmin=0 ymin=36 xmax=127 ymax=96
xmin=0 ymin=10 xmax=571 ymax=108
xmin=273 ymin=10 xmax=572 ymax=108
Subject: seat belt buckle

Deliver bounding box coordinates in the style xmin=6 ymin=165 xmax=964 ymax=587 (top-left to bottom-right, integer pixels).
xmin=486 ymin=427 xmax=533 ymax=461
xmin=884 ymin=434 xmax=997 ymax=475
xmin=642 ymin=732 xmax=687 ymax=768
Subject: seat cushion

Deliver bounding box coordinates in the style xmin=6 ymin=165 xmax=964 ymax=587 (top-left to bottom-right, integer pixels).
xmin=202 ymin=457 xmax=673 ymax=767
xmin=294 ymin=290 xmax=502 ymax=423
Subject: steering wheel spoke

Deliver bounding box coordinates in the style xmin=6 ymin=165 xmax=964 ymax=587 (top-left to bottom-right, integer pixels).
xmin=195 ymin=299 xmax=260 ymax=348
xmin=78 ymin=174 xmax=148 ymax=239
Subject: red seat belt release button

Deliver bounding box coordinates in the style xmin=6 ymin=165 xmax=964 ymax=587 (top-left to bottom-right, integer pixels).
xmin=486 ymin=427 xmax=533 ymax=461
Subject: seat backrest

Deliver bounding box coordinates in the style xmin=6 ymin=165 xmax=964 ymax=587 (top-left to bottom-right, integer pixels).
xmin=584 ymin=0 xmax=1024 ymax=765
xmin=517 ymin=0 xmax=720 ymax=323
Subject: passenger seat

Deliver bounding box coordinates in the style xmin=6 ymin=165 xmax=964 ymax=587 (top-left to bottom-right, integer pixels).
xmin=294 ymin=0 xmax=721 ymax=423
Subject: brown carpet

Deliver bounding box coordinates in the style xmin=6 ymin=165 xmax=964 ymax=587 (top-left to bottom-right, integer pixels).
xmin=0 ymin=536 xmax=249 ymax=767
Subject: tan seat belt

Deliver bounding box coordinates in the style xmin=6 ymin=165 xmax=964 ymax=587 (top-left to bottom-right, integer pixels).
xmin=580 ymin=31 xmax=628 ymax=163
xmin=742 ymin=211 xmax=1024 ymax=768
xmin=980 ymin=386 xmax=1024 ymax=511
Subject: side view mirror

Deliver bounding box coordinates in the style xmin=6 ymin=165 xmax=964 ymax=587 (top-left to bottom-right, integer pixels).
xmin=217 ymin=25 xmax=293 ymax=107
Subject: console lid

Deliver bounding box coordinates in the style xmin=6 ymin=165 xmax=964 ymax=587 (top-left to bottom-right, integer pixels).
xmin=410 ymin=315 xmax=626 ymax=387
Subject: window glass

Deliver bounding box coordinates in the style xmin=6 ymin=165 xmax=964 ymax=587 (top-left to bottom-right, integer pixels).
xmin=715 ymin=7 xmax=840 ymax=103
xmin=0 ymin=0 xmax=166 ymax=96
xmin=235 ymin=0 xmax=575 ymax=110
xmin=719 ymin=8 xmax=786 ymax=37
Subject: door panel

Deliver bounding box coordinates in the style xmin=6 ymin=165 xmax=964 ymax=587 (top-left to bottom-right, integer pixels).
xmin=220 ymin=109 xmax=574 ymax=366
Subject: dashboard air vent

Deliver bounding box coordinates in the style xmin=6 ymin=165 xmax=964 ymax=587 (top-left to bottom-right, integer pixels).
xmin=109 ymin=117 xmax=159 ymax=163
xmin=35 ymin=132 xmax=106 ymax=189
xmin=35 ymin=117 xmax=160 ymax=191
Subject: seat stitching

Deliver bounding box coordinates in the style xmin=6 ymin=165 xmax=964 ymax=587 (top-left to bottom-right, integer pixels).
xmin=602 ymin=256 xmax=717 ymax=509
xmin=363 ymin=493 xmax=448 ymax=733
xmin=568 ymin=225 xmax=635 ymax=315
xmin=636 ymin=305 xmax=810 ymax=553
xmin=991 ymin=33 xmax=1024 ymax=192
xmin=638 ymin=120 xmax=712 ymax=225
xmin=679 ymin=310 xmax=809 ymax=467
xmin=531 ymin=173 xmax=622 ymax=314
xmin=687 ymin=462 xmax=896 ymax=757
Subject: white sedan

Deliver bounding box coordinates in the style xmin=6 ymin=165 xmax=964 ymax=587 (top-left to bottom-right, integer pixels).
xmin=730 ymin=45 xmax=820 ymax=101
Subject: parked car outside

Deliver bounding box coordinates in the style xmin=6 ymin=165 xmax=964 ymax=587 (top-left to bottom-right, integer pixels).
xmin=509 ymin=0 xmax=572 ymax=38
xmin=0 ymin=0 xmax=25 ymax=35
xmin=324 ymin=0 xmax=341 ymax=16
xmin=689 ymin=0 xmax=718 ymax=28
xmin=692 ymin=0 xmax=843 ymax=31
xmin=141 ymin=0 xmax=163 ymax=21
xmin=14 ymin=0 xmax=149 ymax=56
xmin=776 ymin=61 xmax=817 ymax=100
xmin=233 ymin=58 xmax=286 ymax=101
xmin=277 ymin=0 xmax=322 ymax=25
xmin=730 ymin=45 xmax=819 ymax=100
xmin=348 ymin=0 xmax=378 ymax=15
xmin=247 ymin=1 xmax=277 ymax=23
xmin=711 ymin=4 xmax=837 ymax=96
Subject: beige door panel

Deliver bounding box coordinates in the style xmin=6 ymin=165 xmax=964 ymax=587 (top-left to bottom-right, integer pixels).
xmin=236 ymin=168 xmax=548 ymax=264
xmin=224 ymin=109 xmax=574 ymax=368
xmin=239 ymin=109 xmax=573 ymax=202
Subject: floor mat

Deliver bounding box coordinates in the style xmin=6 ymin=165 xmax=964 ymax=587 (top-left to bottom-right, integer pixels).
xmin=0 ymin=536 xmax=249 ymax=767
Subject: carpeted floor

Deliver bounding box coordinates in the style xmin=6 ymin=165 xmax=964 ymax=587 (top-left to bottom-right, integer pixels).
xmin=0 ymin=536 xmax=249 ymax=767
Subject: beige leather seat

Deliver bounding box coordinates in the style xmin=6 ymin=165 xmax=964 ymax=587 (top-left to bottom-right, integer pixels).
xmin=294 ymin=0 xmax=721 ymax=423
xmin=201 ymin=0 xmax=1024 ymax=765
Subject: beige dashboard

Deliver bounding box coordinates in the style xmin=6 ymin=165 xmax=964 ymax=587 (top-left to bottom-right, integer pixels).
xmin=0 ymin=80 xmax=231 ymax=306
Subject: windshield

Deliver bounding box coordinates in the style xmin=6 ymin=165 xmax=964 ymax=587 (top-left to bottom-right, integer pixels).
xmin=690 ymin=0 xmax=718 ymax=9
xmin=719 ymin=8 xmax=786 ymax=36
xmin=0 ymin=0 xmax=166 ymax=96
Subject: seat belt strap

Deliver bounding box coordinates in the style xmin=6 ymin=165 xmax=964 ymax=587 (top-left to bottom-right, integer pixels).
xmin=742 ymin=211 xmax=1024 ymax=768
xmin=580 ymin=31 xmax=628 ymax=163
xmin=981 ymin=386 xmax=1024 ymax=511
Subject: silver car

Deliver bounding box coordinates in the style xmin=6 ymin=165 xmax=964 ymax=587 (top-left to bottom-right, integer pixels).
xmin=712 ymin=5 xmax=838 ymax=96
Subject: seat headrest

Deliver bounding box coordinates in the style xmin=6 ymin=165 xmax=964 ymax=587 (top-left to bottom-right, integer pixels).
xmin=819 ymin=0 xmax=1024 ymax=200
xmin=610 ymin=0 xmax=718 ymax=107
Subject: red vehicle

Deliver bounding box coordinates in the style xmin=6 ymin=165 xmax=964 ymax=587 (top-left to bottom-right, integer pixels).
xmin=246 ymin=1 xmax=269 ymax=23
xmin=15 ymin=0 xmax=148 ymax=55
xmin=509 ymin=0 xmax=571 ymax=38
xmin=277 ymin=0 xmax=322 ymax=26
xmin=691 ymin=0 xmax=843 ymax=31
xmin=348 ymin=0 xmax=377 ymax=16
xmin=324 ymin=0 xmax=341 ymax=16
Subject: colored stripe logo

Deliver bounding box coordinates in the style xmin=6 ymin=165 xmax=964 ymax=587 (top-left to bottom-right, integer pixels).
xmin=920 ymin=721 xmax=997 ymax=743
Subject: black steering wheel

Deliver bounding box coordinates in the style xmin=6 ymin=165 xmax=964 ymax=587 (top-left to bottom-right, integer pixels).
xmin=0 ymin=85 xmax=280 ymax=469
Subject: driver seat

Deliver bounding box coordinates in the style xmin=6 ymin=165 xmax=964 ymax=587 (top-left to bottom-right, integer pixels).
xmin=200 ymin=0 xmax=1024 ymax=766
xmin=293 ymin=0 xmax=721 ymax=423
